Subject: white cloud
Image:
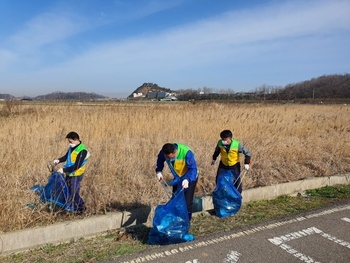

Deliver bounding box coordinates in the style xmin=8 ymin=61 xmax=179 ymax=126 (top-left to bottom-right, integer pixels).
xmin=7 ymin=12 xmax=85 ymax=52
xmin=53 ymin=0 xmax=350 ymax=70
xmin=1 ymin=0 xmax=349 ymax=97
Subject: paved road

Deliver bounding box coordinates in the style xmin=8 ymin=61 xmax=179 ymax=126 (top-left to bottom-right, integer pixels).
xmin=105 ymin=202 xmax=350 ymax=263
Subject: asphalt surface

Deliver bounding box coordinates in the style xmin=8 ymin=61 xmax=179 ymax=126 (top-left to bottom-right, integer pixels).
xmin=104 ymin=200 xmax=350 ymax=263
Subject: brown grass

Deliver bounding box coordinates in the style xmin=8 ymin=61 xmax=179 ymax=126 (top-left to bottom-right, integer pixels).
xmin=0 ymin=101 xmax=349 ymax=232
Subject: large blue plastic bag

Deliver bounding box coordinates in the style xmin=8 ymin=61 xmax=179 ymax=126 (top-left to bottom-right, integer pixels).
xmin=30 ymin=171 xmax=77 ymax=212
xmin=212 ymin=169 xmax=242 ymax=218
xmin=148 ymin=189 xmax=194 ymax=245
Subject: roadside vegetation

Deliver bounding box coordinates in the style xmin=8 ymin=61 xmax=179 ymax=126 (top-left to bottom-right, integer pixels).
xmin=1 ymin=184 xmax=349 ymax=263
xmin=0 ymin=101 xmax=349 ymax=233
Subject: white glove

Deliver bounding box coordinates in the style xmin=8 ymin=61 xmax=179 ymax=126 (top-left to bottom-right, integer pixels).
xmin=57 ymin=168 xmax=64 ymax=174
xmin=53 ymin=159 xmax=60 ymax=165
xmin=211 ymin=160 xmax=215 ymax=165
xmin=244 ymin=164 xmax=250 ymax=170
xmin=182 ymin=179 xmax=189 ymax=189
xmin=156 ymin=172 xmax=163 ymax=181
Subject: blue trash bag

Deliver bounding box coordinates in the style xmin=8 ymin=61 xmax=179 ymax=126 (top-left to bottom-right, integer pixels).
xmin=148 ymin=189 xmax=194 ymax=245
xmin=30 ymin=171 xmax=77 ymax=213
xmin=212 ymin=169 xmax=242 ymax=218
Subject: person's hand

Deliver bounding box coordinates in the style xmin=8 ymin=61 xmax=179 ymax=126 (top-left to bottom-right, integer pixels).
xmin=244 ymin=164 xmax=250 ymax=170
xmin=53 ymin=159 xmax=60 ymax=165
xmin=182 ymin=179 xmax=189 ymax=189
xmin=57 ymin=168 xmax=64 ymax=174
xmin=211 ymin=159 xmax=215 ymax=165
xmin=156 ymin=172 xmax=163 ymax=181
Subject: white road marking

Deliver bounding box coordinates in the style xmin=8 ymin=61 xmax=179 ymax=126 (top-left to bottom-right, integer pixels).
xmin=269 ymin=226 xmax=350 ymax=263
xmin=341 ymin=217 xmax=350 ymax=223
xmin=223 ymin=251 xmax=242 ymax=263
xmin=120 ymin=205 xmax=350 ymax=263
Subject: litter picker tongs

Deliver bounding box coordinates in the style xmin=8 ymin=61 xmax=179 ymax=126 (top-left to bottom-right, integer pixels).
xmin=159 ymin=178 xmax=173 ymax=199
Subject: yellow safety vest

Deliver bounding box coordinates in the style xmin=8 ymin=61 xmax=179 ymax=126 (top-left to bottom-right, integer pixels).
xmin=65 ymin=143 xmax=90 ymax=176
xmin=218 ymin=139 xmax=240 ymax=166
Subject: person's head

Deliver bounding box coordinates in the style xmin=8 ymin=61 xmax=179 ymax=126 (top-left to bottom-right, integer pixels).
xmin=220 ymin=130 xmax=233 ymax=145
xmin=162 ymin=143 xmax=177 ymax=160
xmin=66 ymin=131 xmax=80 ymax=147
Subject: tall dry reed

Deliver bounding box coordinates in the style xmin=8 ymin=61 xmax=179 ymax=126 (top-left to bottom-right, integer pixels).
xmin=0 ymin=101 xmax=349 ymax=232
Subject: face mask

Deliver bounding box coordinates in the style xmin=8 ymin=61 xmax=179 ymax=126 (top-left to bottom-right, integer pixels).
xmin=221 ymin=140 xmax=229 ymax=145
xmin=69 ymin=143 xmax=77 ymax=148
xmin=169 ymin=158 xmax=176 ymax=162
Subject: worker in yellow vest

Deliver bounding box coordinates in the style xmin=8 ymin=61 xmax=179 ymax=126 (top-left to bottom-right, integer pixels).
xmin=211 ymin=130 xmax=251 ymax=193
xmin=156 ymin=143 xmax=198 ymax=220
xmin=53 ymin=131 xmax=90 ymax=213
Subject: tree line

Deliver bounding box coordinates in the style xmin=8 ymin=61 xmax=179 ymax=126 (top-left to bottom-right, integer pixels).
xmin=176 ymin=74 xmax=350 ymax=102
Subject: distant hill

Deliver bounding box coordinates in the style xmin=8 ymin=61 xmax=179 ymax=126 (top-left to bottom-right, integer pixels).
xmin=177 ymin=73 xmax=350 ymax=101
xmin=0 ymin=94 xmax=14 ymax=100
xmin=276 ymin=74 xmax=350 ymax=100
xmin=128 ymin=83 xmax=174 ymax=98
xmin=1 ymin=74 xmax=349 ymax=102
xmin=0 ymin=92 xmax=106 ymax=101
xmin=34 ymin=91 xmax=106 ymax=101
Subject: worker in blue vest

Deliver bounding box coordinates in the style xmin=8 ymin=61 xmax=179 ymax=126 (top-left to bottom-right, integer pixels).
xmin=211 ymin=130 xmax=251 ymax=193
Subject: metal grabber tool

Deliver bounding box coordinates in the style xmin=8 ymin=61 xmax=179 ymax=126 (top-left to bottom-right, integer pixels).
xmin=235 ymin=169 xmax=250 ymax=191
xmin=159 ymin=178 xmax=172 ymax=199
xmin=47 ymin=161 xmax=54 ymax=173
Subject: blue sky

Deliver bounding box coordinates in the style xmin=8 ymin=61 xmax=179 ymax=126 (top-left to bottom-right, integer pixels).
xmin=1 ymin=0 xmax=349 ymax=98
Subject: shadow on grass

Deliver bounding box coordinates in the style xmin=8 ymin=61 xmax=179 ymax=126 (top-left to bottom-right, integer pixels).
xmin=123 ymin=224 xmax=152 ymax=244
xmin=104 ymin=201 xmax=152 ymax=242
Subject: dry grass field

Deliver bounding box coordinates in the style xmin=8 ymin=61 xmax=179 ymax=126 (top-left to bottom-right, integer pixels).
xmin=0 ymin=100 xmax=349 ymax=232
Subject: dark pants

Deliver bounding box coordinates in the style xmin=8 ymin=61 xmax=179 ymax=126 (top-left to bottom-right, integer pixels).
xmin=65 ymin=175 xmax=85 ymax=212
xmin=216 ymin=162 xmax=242 ymax=193
xmin=172 ymin=179 xmax=198 ymax=221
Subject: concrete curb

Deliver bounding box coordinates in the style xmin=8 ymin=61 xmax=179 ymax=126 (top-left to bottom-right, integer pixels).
xmin=0 ymin=174 xmax=349 ymax=255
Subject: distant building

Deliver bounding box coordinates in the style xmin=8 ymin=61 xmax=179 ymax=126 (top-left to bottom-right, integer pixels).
xmin=161 ymin=96 xmax=178 ymax=101
xmin=147 ymin=91 xmax=166 ymax=99
xmin=133 ymin=92 xmax=144 ymax=98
